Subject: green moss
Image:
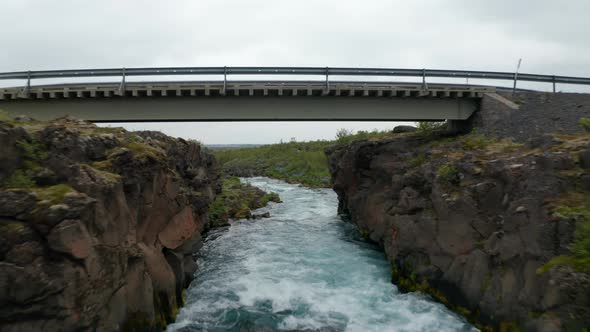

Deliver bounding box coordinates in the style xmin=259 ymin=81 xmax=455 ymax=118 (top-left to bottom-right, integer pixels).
xmin=456 ymin=306 xmax=472 ymax=317
xmin=437 ymin=164 xmax=459 ymax=184
xmin=579 ymin=117 xmax=590 ymax=132
xmin=1 ymin=138 xmax=50 ymax=189
xmin=125 ymin=141 xmax=164 ymax=161
xmin=208 ymin=177 xmax=282 ymax=226
xmin=260 ymin=192 xmax=281 ymax=205
xmin=481 ymin=272 xmax=493 ymax=293
xmin=461 ymin=134 xmax=490 ymax=151
xmin=539 ymin=193 xmax=590 ymax=274
xmin=391 ymin=263 xmax=496 ymax=332
xmin=92 ymin=159 xmax=114 ymax=171
xmin=34 ymin=184 xmax=75 ymax=206
xmin=408 ymin=154 xmax=427 ymax=167
xmin=0 ymin=109 xmax=13 ymax=122
xmin=91 ymin=166 xmax=122 ymax=182
xmin=1 ymin=221 xmax=27 ymax=234
xmin=16 ymin=139 xmax=49 ymax=162
xmin=475 ymin=240 xmax=485 ymax=250
xmin=154 ymin=292 xmax=179 ymax=328
xmin=181 ymin=289 xmax=187 ymax=306
xmin=499 ymin=321 xmax=522 ymax=332
xmin=122 ymin=291 xmax=183 ymax=331
xmin=358 ymin=227 xmax=370 ymax=241
xmin=2 ymin=170 xmax=36 ymax=188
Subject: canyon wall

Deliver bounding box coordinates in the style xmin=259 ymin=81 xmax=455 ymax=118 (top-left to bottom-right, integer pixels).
xmin=0 ymin=116 xmax=220 ymax=331
xmin=326 ymin=92 xmax=590 ymax=331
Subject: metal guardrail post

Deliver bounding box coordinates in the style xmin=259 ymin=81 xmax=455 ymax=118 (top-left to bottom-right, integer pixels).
xmin=223 ymin=66 xmax=227 ymax=95
xmin=422 ymin=68 xmax=428 ymax=91
xmin=325 ymin=67 xmax=329 ymax=92
xmin=512 ymin=58 xmax=522 ymax=95
xmin=512 ymin=72 xmax=518 ymax=95
xmin=118 ymin=68 xmax=126 ymax=96
xmin=552 ymin=75 xmax=556 ymax=93
xmin=21 ymin=71 xmax=31 ymax=98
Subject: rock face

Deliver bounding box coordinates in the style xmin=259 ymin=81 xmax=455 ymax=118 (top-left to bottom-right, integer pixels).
xmin=0 ymin=117 xmax=220 ymax=331
xmin=326 ymin=130 xmax=590 ymax=331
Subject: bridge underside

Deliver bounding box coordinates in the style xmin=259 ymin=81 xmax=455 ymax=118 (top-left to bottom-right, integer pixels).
xmin=0 ymin=96 xmax=479 ymax=122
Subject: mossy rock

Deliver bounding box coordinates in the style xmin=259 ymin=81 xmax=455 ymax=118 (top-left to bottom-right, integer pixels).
xmin=208 ymin=177 xmax=282 ymax=226
xmin=34 ymin=184 xmax=75 ymax=206
xmin=540 ymin=192 xmax=590 ymax=274
xmin=437 ymin=164 xmax=459 ymax=184
xmin=390 ymin=263 xmax=496 ymax=332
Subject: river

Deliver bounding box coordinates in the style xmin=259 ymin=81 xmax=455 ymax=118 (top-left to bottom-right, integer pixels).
xmin=167 ymin=177 xmax=477 ymax=332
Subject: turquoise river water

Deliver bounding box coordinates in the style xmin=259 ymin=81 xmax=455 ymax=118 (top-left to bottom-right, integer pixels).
xmin=166 ymin=177 xmax=477 ymax=332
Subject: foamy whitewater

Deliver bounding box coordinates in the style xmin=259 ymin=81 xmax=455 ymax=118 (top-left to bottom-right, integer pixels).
xmin=167 ymin=177 xmax=478 ymax=332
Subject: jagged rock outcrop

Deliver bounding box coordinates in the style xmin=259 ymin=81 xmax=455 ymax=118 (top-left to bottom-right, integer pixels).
xmin=326 ymin=130 xmax=590 ymax=331
xmin=0 ymin=116 xmax=220 ymax=331
xmin=208 ymin=177 xmax=281 ymax=227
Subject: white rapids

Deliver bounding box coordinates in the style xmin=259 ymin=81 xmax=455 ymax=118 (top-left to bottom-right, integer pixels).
xmin=166 ymin=177 xmax=478 ymax=332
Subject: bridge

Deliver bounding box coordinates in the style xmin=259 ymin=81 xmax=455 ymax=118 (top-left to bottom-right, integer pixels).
xmin=0 ymin=67 xmax=589 ymax=122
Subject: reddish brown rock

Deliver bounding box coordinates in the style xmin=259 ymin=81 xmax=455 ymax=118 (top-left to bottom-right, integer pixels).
xmin=47 ymin=219 xmax=93 ymax=259
xmin=159 ymin=207 xmax=197 ymax=250
xmin=0 ymin=116 xmax=220 ymax=331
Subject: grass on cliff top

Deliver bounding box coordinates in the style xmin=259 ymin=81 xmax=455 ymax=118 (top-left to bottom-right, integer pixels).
xmin=34 ymin=184 xmax=75 ymax=205
xmin=539 ymin=192 xmax=590 ymax=274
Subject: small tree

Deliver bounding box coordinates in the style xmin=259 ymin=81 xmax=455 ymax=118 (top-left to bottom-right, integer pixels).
xmin=335 ymin=128 xmax=354 ymax=141
xmin=417 ymin=121 xmax=446 ymax=136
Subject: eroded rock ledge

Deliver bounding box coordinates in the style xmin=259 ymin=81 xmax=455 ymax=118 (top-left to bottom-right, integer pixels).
xmin=0 ymin=117 xmax=220 ymax=331
xmin=326 ymin=130 xmax=590 ymax=331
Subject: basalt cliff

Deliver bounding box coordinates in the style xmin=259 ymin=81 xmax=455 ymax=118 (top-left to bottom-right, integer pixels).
xmin=326 ymin=92 xmax=590 ymax=331
xmin=0 ymin=116 xmax=220 ymax=331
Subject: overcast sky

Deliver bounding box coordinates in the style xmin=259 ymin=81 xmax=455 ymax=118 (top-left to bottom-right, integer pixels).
xmin=2 ymin=0 xmax=589 ymax=144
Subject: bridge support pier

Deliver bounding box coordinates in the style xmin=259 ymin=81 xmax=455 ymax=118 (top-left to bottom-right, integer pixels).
xmin=447 ymin=119 xmax=473 ymax=134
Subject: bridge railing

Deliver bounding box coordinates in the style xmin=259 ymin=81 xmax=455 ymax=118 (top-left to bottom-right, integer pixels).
xmin=1 ymin=67 xmax=590 ymax=92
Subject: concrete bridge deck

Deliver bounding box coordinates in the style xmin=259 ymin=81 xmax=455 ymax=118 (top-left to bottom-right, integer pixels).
xmin=0 ymin=81 xmax=489 ymax=122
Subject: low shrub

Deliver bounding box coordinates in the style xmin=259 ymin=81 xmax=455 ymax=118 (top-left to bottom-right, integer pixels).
xmin=417 ymin=121 xmax=446 ymax=136
xmin=437 ymin=164 xmax=459 ymax=184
